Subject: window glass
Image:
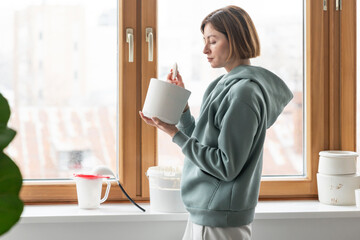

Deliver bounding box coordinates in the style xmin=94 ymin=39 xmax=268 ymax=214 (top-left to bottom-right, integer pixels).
xmin=1 ymin=0 xmax=117 ymax=179
xmin=157 ymin=0 xmax=304 ymax=177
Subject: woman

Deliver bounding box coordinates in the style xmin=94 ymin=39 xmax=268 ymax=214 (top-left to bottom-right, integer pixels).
xmin=140 ymin=5 xmax=293 ymax=240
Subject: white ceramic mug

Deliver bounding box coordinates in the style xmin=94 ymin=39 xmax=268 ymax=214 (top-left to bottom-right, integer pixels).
xmin=142 ymin=78 xmax=191 ymax=124
xmin=74 ymin=174 xmax=111 ymax=209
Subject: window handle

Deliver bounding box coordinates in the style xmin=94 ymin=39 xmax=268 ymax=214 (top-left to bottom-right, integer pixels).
xmin=146 ymin=27 xmax=153 ymax=62
xmin=126 ymin=28 xmax=134 ymax=62
xmin=336 ymin=0 xmax=342 ymax=11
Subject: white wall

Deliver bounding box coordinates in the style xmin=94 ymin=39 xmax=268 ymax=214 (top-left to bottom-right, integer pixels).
xmin=252 ymin=218 xmax=360 ymax=240
xmin=2 ymin=201 xmax=360 ymax=240
xmin=2 ymin=217 xmax=360 ymax=240
xmin=1 ymin=221 xmax=187 ymax=240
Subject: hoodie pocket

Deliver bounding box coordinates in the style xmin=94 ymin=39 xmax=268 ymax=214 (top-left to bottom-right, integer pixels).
xmin=207 ymin=181 xmax=235 ymax=210
xmin=181 ymin=168 xmax=221 ymax=209
xmin=207 ymin=181 xmax=221 ymax=209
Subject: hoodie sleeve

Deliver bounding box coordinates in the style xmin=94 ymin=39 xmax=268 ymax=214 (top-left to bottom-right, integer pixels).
xmin=172 ymin=99 xmax=259 ymax=182
xmin=175 ymin=108 xmax=195 ymax=137
xmin=175 ymin=76 xmax=222 ymax=138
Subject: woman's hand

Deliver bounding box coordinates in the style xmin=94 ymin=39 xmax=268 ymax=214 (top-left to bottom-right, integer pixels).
xmin=139 ymin=111 xmax=179 ymax=138
xmin=167 ymin=70 xmax=189 ymax=113
xmin=167 ymin=69 xmax=185 ymax=88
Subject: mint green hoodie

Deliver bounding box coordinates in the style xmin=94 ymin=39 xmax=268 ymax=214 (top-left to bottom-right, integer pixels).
xmin=172 ymin=65 xmax=293 ymax=227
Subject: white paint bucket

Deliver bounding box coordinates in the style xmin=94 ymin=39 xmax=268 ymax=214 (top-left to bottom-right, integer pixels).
xmin=146 ymin=166 xmax=187 ymax=213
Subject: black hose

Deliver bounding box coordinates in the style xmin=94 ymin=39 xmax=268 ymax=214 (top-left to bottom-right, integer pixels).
xmin=116 ymin=180 xmax=146 ymax=212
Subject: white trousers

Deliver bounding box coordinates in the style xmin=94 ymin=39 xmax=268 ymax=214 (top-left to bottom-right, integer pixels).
xmin=182 ymin=219 xmax=252 ymax=240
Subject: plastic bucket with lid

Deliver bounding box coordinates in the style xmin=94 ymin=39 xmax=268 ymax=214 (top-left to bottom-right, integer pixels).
xmin=146 ymin=166 xmax=186 ymax=213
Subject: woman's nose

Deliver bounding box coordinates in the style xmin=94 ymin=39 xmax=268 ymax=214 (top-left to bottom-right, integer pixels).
xmin=203 ymin=44 xmax=209 ymax=54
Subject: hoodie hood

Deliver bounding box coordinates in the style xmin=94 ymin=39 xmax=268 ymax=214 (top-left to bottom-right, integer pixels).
xmin=219 ymin=65 xmax=294 ymax=128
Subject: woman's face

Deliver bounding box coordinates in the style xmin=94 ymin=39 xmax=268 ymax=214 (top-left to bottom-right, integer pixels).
xmin=203 ymin=23 xmax=231 ymax=71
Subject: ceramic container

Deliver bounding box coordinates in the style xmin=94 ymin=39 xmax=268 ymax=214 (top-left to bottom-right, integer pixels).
xmin=317 ymin=173 xmax=360 ymax=205
xmin=142 ymin=78 xmax=191 ymax=124
xmin=355 ymin=189 xmax=360 ymax=208
xmin=318 ymin=151 xmax=358 ymax=175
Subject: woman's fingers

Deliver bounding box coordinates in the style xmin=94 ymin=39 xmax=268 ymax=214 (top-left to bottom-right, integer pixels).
xmin=165 ymin=69 xmax=185 ymax=88
xmin=140 ymin=112 xmax=164 ymax=129
xmin=139 ymin=111 xmax=156 ymax=126
xmin=167 ymin=71 xmax=179 ymax=85
xmin=151 ymin=117 xmax=179 ymax=137
xmin=140 ymin=112 xmax=179 ymax=137
xmin=151 ymin=117 xmax=167 ymax=130
xmin=166 ymin=71 xmax=173 ymax=82
xmin=176 ymin=72 xmax=185 ymax=88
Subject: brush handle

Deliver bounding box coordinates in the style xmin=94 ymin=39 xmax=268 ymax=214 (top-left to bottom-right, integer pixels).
xmin=172 ymin=62 xmax=178 ymax=80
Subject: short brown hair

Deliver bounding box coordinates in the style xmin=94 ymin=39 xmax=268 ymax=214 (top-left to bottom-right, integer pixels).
xmin=201 ymin=5 xmax=260 ymax=60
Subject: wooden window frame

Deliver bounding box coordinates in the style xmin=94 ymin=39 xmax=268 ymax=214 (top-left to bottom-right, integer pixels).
xmin=260 ymin=0 xmax=356 ymax=198
xmin=20 ymin=0 xmax=356 ymax=203
xmin=21 ymin=0 xmax=157 ymax=203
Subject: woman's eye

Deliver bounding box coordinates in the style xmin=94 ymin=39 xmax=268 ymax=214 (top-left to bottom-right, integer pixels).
xmin=210 ymin=42 xmax=216 ymax=44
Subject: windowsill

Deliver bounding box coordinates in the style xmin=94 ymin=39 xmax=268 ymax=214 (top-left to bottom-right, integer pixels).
xmin=20 ymin=203 xmax=188 ymax=224
xmin=19 ymin=200 xmax=360 ymax=224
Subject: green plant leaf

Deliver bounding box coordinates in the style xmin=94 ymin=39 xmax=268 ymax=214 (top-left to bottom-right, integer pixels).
xmin=0 ymin=128 xmax=16 ymax=151
xmin=0 ymin=153 xmax=23 ymax=236
xmin=0 ymin=93 xmax=10 ymax=125
xmin=0 ymin=195 xmax=23 ymax=236
xmin=0 ymin=93 xmax=23 ymax=236
xmin=0 ymin=94 xmax=15 ymax=151
xmin=0 ymin=153 xmax=22 ymax=193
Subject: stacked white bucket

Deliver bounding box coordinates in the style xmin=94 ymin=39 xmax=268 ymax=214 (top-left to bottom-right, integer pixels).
xmin=146 ymin=166 xmax=187 ymax=212
xmin=317 ymin=151 xmax=360 ymax=205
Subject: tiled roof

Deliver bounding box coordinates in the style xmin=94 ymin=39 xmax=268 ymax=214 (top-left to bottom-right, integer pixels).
xmin=7 ymin=106 xmax=116 ymax=179
xmin=7 ymin=93 xmax=302 ymax=179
